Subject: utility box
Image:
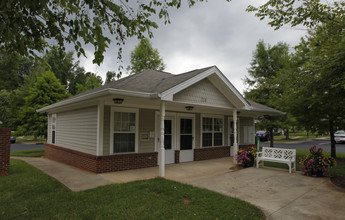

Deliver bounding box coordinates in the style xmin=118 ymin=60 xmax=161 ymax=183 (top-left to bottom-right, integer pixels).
xmin=255 ymin=136 xmax=260 ymax=152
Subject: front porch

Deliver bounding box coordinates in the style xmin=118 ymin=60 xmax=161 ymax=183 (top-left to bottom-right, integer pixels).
xmin=99 ymin=157 xmax=237 ymax=183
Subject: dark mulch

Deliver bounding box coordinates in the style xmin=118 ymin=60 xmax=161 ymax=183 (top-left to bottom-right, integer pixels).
xmin=330 ymin=158 xmax=345 ymax=190
xmin=331 ymin=175 xmax=345 ymax=189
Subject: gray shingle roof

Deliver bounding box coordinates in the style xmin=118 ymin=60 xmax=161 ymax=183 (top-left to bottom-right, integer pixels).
xmin=38 ymin=66 xmax=283 ymax=115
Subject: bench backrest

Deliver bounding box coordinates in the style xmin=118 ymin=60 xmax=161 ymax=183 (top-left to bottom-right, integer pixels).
xmin=262 ymin=147 xmax=296 ymax=160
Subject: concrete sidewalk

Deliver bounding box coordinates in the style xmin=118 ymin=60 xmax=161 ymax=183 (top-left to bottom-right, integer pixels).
xmin=187 ymin=167 xmax=345 ymax=220
xmin=12 ymin=157 xmax=113 ymax=192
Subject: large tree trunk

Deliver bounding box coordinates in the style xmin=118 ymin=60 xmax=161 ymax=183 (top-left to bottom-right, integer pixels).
xmin=329 ymin=120 xmax=336 ymax=158
xmin=285 ymin=128 xmax=289 ymax=140
xmin=269 ymin=127 xmax=274 ymax=148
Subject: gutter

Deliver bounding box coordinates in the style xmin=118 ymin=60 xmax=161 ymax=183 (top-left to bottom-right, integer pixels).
xmin=37 ymin=88 xmax=158 ymax=113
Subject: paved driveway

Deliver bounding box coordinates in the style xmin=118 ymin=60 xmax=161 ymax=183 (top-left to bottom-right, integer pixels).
xmin=186 ymin=167 xmax=345 ymax=220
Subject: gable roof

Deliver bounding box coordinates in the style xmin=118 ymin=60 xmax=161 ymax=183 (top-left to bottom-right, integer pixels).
xmin=37 ymin=66 xmax=284 ymax=115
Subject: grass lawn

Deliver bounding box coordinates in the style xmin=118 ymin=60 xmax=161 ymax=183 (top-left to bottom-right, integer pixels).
xmin=272 ymin=131 xmax=329 ymax=142
xmin=261 ymin=149 xmax=345 ymax=176
xmin=10 ymin=149 xmax=45 ymax=157
xmin=0 ymin=159 xmax=265 ymax=219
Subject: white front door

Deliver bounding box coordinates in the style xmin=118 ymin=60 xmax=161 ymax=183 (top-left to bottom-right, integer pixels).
xmin=179 ymin=118 xmax=194 ymax=162
xmin=157 ymin=117 xmax=175 ymax=164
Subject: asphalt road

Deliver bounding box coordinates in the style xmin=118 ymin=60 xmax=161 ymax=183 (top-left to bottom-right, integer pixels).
xmin=260 ymin=140 xmax=345 ymax=153
xmin=10 ymin=143 xmax=45 ymax=152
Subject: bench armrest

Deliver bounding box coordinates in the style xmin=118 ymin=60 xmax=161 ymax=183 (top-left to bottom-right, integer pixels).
xmin=257 ymin=152 xmax=263 ymax=157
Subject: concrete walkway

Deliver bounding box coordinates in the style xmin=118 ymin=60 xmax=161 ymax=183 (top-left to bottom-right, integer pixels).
xmin=12 ymin=157 xmax=113 ymax=192
xmin=186 ymin=167 xmax=345 ymax=220
xmin=12 ymin=157 xmax=345 ymax=219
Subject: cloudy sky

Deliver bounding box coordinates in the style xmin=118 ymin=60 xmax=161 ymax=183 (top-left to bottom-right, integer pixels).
xmin=77 ymin=0 xmax=307 ymax=94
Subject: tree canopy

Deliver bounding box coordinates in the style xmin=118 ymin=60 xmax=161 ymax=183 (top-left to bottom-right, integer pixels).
xmin=17 ymin=71 xmax=70 ymax=137
xmin=247 ymin=0 xmax=345 ymax=157
xmin=127 ymin=38 xmax=166 ymax=74
xmin=0 ymin=0 xmax=219 ymax=65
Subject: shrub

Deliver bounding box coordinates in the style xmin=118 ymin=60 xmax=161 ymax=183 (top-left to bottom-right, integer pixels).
xmin=299 ymin=146 xmax=336 ymax=177
xmin=236 ymin=146 xmax=257 ymax=167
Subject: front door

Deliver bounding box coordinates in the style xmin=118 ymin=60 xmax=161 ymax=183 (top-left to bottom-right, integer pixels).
xmin=179 ymin=118 xmax=194 ymax=162
xmin=157 ymin=117 xmax=175 ymax=164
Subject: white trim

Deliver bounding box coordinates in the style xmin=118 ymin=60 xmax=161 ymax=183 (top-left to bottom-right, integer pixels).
xmin=51 ymin=114 xmax=56 ymax=144
xmin=200 ymin=114 xmax=224 ymax=147
xmin=96 ymin=101 xmax=104 ymax=156
xmin=154 ymin=112 xmax=177 ymax=152
xmin=177 ymin=113 xmax=196 ymax=150
xmin=109 ymin=107 xmax=139 ymax=155
xmin=37 ymin=88 xmax=156 ymax=113
xmin=159 ymin=101 xmax=166 ymax=177
xmin=160 ymin=66 xmax=251 ymax=109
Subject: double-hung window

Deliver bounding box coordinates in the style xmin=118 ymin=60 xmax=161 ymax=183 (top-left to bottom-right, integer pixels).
xmin=112 ymin=109 xmax=138 ymax=154
xmin=202 ymin=116 xmax=223 ymax=147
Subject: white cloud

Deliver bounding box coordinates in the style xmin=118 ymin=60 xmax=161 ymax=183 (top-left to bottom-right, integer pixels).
xmin=76 ymin=0 xmax=307 ymax=93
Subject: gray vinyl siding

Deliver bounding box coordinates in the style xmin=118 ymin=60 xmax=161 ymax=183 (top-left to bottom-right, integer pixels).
xmin=47 ymin=114 xmax=52 ymax=144
xmin=103 ymin=105 xmax=110 ymax=155
xmin=56 ymin=106 xmax=98 ymax=155
xmin=173 ymin=78 xmax=234 ymax=108
xmin=195 ymin=113 xmax=200 ymax=148
xmin=138 ymin=109 xmax=155 ymax=153
xmin=239 ymin=117 xmax=255 ymax=145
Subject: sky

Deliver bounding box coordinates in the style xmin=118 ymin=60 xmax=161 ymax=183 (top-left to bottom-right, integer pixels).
xmin=76 ymin=0 xmax=307 ymax=94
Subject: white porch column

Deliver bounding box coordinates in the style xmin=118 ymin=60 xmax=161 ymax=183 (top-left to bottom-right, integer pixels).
xmin=233 ymin=109 xmax=238 ymax=163
xmin=159 ymin=101 xmax=166 ymax=177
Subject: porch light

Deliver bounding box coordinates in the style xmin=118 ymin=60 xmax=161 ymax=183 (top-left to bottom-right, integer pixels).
xmin=185 ymin=106 xmax=194 ymax=111
xmin=113 ymin=98 xmax=124 ymax=104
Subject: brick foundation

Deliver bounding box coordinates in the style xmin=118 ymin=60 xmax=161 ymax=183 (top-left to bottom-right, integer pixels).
xmin=45 ymin=144 xmax=158 ymax=173
xmin=0 ymin=128 xmax=11 ymax=177
xmin=174 ymin=150 xmax=180 ymax=163
xmin=194 ymin=146 xmax=231 ymax=161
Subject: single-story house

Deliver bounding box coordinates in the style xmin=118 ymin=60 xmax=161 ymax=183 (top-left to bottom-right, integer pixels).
xmin=37 ymin=66 xmax=283 ymax=175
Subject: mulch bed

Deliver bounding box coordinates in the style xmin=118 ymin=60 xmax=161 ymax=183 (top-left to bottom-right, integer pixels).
xmin=330 ymin=158 xmax=345 ymax=190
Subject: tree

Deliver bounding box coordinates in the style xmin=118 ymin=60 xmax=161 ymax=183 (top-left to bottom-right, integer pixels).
xmin=43 ymin=47 xmax=76 ymax=86
xmin=247 ymin=0 xmax=345 ymax=158
xmin=105 ymin=71 xmax=120 ymax=84
xmin=127 ymin=38 xmax=166 ymax=74
xmin=17 ymin=71 xmax=70 ymax=138
xmin=0 ymin=51 xmax=34 ymax=91
xmin=0 ymin=0 xmax=217 ymax=65
xmin=75 ymin=72 xmax=103 ymax=94
xmin=244 ymin=40 xmax=292 ymax=146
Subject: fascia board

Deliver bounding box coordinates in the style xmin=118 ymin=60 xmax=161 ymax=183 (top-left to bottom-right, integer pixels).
xmin=160 ymin=66 xmax=251 ymax=109
xmin=37 ymin=88 xmax=157 ymax=113
xmin=160 ymin=67 xmax=218 ymax=101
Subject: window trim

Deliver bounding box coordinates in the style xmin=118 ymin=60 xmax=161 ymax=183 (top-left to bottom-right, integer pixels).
xmin=200 ymin=114 xmax=224 ymax=147
xmin=228 ymin=116 xmax=240 ymax=147
xmin=51 ymin=114 xmax=56 ymax=144
xmin=109 ymin=107 xmax=139 ymax=155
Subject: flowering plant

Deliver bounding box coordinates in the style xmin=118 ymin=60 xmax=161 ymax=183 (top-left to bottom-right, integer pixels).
xmin=299 ymin=146 xmax=336 ymax=177
xmin=236 ymin=146 xmax=257 ymax=167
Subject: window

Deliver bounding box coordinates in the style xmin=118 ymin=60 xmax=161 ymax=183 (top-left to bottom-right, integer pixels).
xmin=51 ymin=114 xmax=56 ymax=144
xmin=112 ymin=110 xmax=137 ymax=153
xmin=202 ymin=116 xmax=223 ymax=147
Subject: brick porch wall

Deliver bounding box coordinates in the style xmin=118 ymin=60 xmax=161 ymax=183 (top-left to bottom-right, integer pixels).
xmin=0 ymin=128 xmax=11 ymax=177
xmin=194 ymin=146 xmax=231 ymax=161
xmin=45 ymin=144 xmax=158 ymax=173
xmin=174 ymin=150 xmax=180 ymax=163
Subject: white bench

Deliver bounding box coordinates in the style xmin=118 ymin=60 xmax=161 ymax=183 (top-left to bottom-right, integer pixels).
xmin=256 ymin=147 xmax=296 ymax=173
